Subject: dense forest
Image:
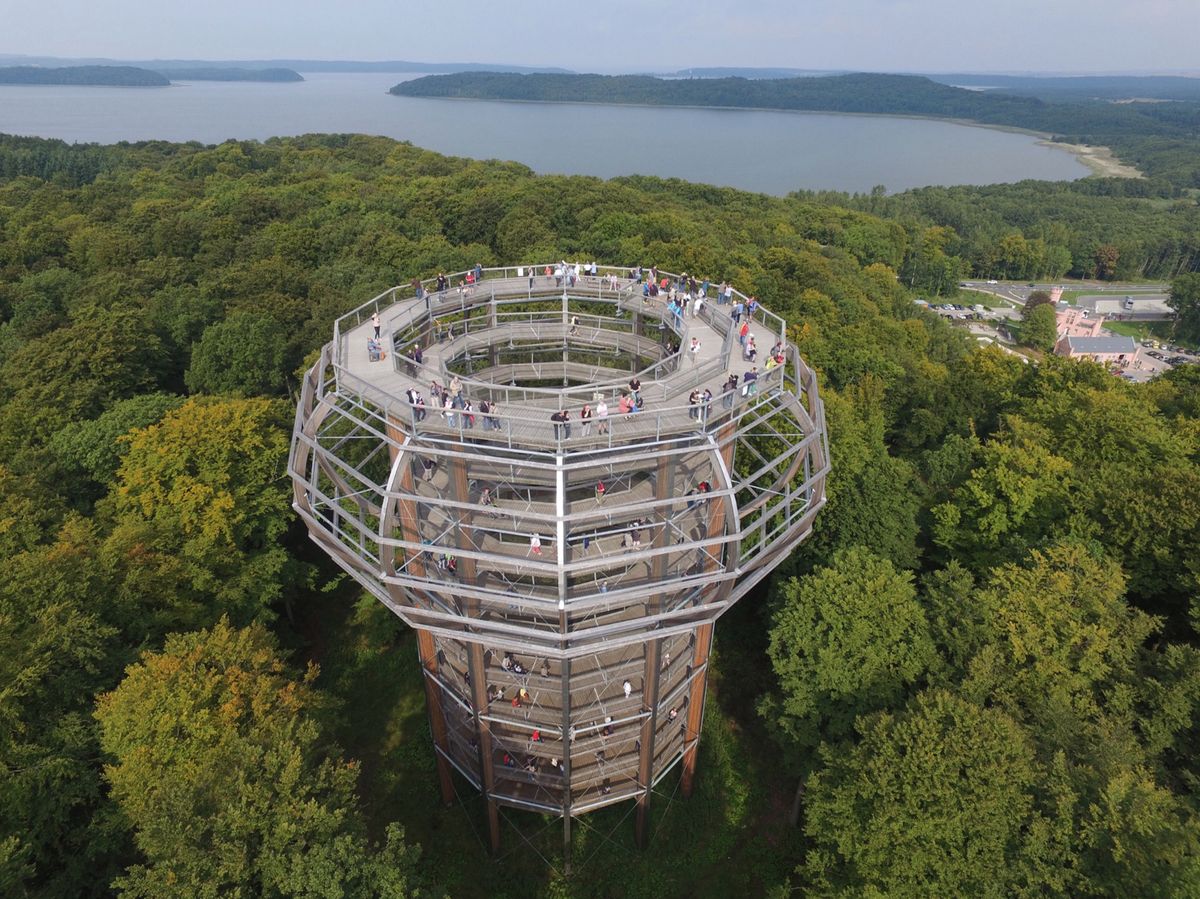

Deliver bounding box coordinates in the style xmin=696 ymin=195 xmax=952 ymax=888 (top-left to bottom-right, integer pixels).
xmin=393 ymin=72 xmax=1200 ymax=188
xmin=796 ymin=177 xmax=1200 ymax=286
xmin=1 ymin=131 xmax=1199 ymax=897
xmin=0 ymin=66 xmax=169 ymax=87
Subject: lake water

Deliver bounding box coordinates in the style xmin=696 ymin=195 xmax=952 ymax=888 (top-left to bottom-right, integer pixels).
xmin=0 ymin=72 xmax=1090 ymax=195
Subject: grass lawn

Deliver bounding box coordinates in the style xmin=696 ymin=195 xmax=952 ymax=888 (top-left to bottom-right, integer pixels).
xmin=292 ymin=586 xmax=802 ymax=898
xmin=1057 ymin=288 xmax=1162 ymax=305
xmin=1104 ymin=320 xmax=1175 ymax=341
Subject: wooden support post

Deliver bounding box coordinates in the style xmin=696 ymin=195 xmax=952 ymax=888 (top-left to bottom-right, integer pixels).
xmin=561 ymin=656 xmax=573 ymax=874
xmin=635 ymin=639 xmax=661 ymax=846
xmin=636 ymin=452 xmax=673 ymax=846
xmin=679 ymin=623 xmax=713 ymax=798
xmin=488 ymin=297 xmax=498 ymax=368
xmin=415 ymin=628 xmax=456 ymax=806
xmin=387 ymin=441 xmax=456 ymax=807
xmin=385 ymin=413 xmax=405 ymax=463
xmin=681 ymin=426 xmax=736 ymax=798
xmin=469 ymin=641 xmax=502 ymax=853
xmin=448 ymin=455 xmax=502 ymax=853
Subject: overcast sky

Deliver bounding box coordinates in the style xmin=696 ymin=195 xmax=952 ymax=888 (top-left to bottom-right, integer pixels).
xmin=2 ymin=0 xmax=1197 ymax=74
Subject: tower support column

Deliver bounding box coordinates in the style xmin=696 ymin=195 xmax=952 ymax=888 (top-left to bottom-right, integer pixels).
xmin=636 ymin=452 xmax=674 ymax=846
xmin=681 ymin=423 xmax=736 ymax=797
xmin=448 ymin=454 xmax=503 ymax=854
xmin=388 ymin=439 xmax=456 ymax=807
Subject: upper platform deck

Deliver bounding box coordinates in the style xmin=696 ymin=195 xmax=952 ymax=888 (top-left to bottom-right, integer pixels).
xmin=329 ymin=265 xmax=818 ymax=455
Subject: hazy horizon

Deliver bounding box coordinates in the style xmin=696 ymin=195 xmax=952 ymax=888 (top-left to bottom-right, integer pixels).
xmin=1 ymin=51 xmax=1199 ymax=78
xmin=3 ymin=0 xmax=1197 ymax=76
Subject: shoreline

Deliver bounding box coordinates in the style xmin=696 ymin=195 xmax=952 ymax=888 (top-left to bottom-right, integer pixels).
xmin=394 ymin=90 xmax=1144 ymax=181
xmin=1040 ymin=141 xmax=1143 ymax=179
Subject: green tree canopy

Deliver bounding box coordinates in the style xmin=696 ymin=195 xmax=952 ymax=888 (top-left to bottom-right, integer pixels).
xmin=801 ymin=387 xmax=922 ymax=570
xmin=759 ymin=547 xmax=936 ymax=756
xmin=931 ymin=418 xmax=1072 ymax=570
xmin=49 ymin=392 xmax=185 ymax=489
xmin=802 ymin=690 xmax=1070 ymax=897
xmin=1020 ymin=302 xmax=1059 ymax=351
xmin=0 ymin=519 xmax=126 ymax=898
xmin=961 ymin=543 xmax=1156 ymax=752
xmin=104 ymin=397 xmax=300 ymax=627
xmin=185 ymin=311 xmax=290 ymax=396
xmin=1024 ymin=288 xmax=1054 ymax=313
xmin=1168 ymin=272 xmax=1200 ymax=342
xmin=94 ymin=618 xmax=420 ymax=899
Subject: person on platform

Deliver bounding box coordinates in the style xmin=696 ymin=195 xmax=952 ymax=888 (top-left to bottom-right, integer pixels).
xmin=743 ymin=367 xmax=759 ymax=396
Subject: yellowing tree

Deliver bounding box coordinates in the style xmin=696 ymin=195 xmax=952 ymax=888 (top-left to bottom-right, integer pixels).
xmin=105 ymin=397 xmax=300 ymax=627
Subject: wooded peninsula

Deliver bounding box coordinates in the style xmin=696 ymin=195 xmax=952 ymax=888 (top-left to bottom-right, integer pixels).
xmin=393 ymin=72 xmax=1200 ymax=188
xmin=0 ymin=64 xmax=304 ymax=85
xmin=0 ymin=65 xmax=170 ymax=86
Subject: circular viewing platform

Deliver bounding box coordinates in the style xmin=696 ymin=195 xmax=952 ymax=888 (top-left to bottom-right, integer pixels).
xmin=289 ymin=264 xmax=829 ymax=851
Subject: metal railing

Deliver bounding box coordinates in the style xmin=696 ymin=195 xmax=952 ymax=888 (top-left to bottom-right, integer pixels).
xmin=331 ymin=264 xmax=785 ymax=389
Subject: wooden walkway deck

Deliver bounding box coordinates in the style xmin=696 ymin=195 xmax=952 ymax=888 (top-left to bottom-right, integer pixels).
xmin=338 ymin=275 xmax=784 ymax=434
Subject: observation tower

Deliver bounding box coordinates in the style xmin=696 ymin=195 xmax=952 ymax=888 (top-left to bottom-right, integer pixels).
xmin=289 ymin=265 xmax=828 ymax=860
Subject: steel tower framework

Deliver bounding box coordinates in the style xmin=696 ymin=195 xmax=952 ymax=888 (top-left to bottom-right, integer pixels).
xmin=289 ymin=265 xmax=828 ymax=859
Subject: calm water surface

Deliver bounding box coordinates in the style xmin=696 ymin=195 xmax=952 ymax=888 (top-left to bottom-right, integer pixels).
xmin=0 ymin=72 xmax=1089 ymax=194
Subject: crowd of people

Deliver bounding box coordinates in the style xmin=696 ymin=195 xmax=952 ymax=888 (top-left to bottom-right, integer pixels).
xmin=392 ymin=266 xmax=786 ymax=445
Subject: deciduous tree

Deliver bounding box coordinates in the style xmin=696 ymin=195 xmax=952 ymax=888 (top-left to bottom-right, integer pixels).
xmin=1020 ymin=302 xmax=1059 ymax=351
xmin=760 ymin=547 xmax=936 ymax=755
xmin=95 ymin=618 xmax=419 ymax=898
xmin=802 ymin=690 xmax=1071 ymax=896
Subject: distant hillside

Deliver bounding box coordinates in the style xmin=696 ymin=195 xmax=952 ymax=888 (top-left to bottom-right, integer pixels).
xmin=389 ymin=71 xmax=1155 ymax=135
xmin=155 ymin=67 xmax=304 ymax=82
xmin=928 ymin=73 xmax=1200 ymax=102
xmin=671 ymin=67 xmax=841 ymax=79
xmin=0 ymin=65 xmax=169 ymax=87
xmin=0 ymin=54 xmax=572 ymax=75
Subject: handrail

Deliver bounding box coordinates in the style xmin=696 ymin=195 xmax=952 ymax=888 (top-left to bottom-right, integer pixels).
xmin=328 ymin=353 xmax=789 ymax=457
xmin=332 ymin=263 xmax=782 ymax=370
xmin=328 ymin=265 xmax=798 ymax=433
